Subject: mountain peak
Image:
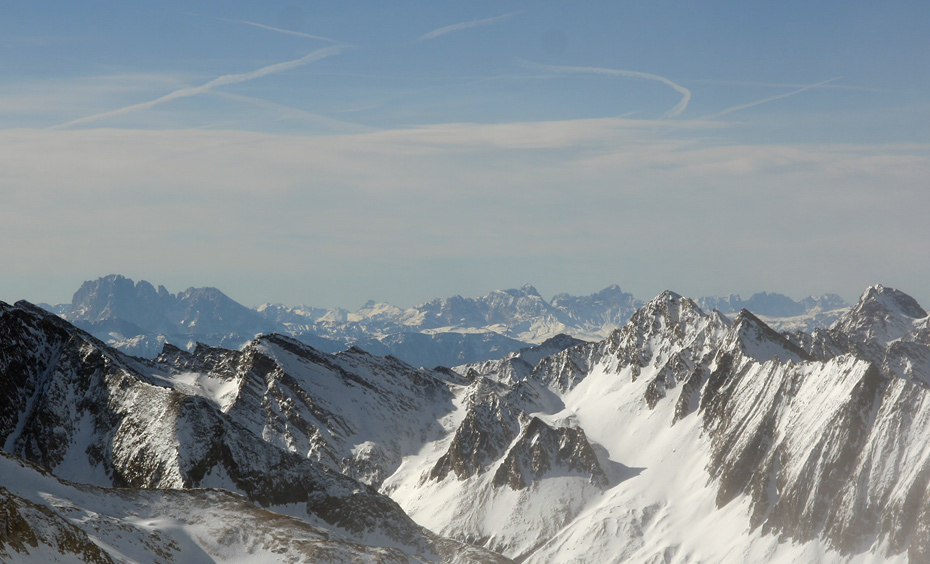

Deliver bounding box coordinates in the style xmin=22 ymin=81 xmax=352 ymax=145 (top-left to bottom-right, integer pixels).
xmin=832 ymin=285 xmax=927 ymax=349
xmin=858 ymin=284 xmax=927 ymax=319
xmin=654 ymin=290 xmax=683 ymax=303
xmin=519 ymin=283 xmax=541 ymax=296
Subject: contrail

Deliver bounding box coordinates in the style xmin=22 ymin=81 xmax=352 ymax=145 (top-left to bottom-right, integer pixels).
xmin=51 ymin=45 xmax=346 ymax=129
xmin=216 ymin=16 xmax=344 ymax=44
xmin=688 ymin=78 xmax=880 ymax=93
xmin=418 ymin=12 xmax=520 ymax=41
xmin=700 ymin=77 xmax=842 ymax=120
xmin=519 ymin=59 xmax=691 ymax=119
xmin=209 ymin=90 xmax=375 ymax=132
xmin=182 ymin=12 xmax=345 ymax=44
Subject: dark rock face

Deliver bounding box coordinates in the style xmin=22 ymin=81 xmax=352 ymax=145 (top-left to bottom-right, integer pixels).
xmin=492 ymin=418 xmax=608 ymax=490
xmin=429 ymin=377 xmax=609 ymax=494
xmin=431 ymin=384 xmax=521 ymax=482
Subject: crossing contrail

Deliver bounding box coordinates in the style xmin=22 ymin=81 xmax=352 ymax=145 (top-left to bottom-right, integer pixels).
xmin=700 ymin=77 xmax=842 ymax=120
xmin=51 ymin=45 xmax=346 ymax=129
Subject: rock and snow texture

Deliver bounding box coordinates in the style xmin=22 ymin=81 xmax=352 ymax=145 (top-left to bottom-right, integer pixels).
xmin=10 ymin=283 xmax=930 ymax=564
xmin=0 ymin=451 xmax=514 ymax=564
xmin=0 ymin=300 xmax=512 ymax=563
xmin=384 ymin=287 xmax=930 ymax=563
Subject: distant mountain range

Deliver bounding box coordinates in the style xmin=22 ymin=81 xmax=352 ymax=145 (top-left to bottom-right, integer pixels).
xmin=40 ymin=274 xmax=850 ymax=366
xmin=4 ymin=283 xmax=930 ymax=563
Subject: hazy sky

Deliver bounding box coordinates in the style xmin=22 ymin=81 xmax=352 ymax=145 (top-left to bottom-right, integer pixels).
xmin=2 ymin=1 xmax=929 ymax=309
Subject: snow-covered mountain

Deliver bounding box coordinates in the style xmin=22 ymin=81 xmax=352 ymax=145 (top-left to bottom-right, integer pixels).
xmin=46 ymin=275 xmax=848 ymax=369
xmin=4 ymin=283 xmax=930 ymax=562
xmin=382 ymin=285 xmax=930 ymax=563
xmin=261 ymin=283 xmax=642 ymax=345
xmin=51 ymin=275 xmax=531 ymax=366
xmin=60 ymin=275 xmax=285 ymax=357
xmin=0 ymin=299 xmax=511 ymax=563
xmin=698 ymin=291 xmax=849 ymax=332
xmin=0 ymin=451 xmax=492 ymax=564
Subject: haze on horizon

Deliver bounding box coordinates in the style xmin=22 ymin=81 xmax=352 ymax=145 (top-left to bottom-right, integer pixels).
xmin=2 ymin=1 xmax=929 ymax=309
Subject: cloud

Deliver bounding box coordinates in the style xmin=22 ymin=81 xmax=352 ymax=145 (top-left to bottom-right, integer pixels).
xmin=700 ymin=77 xmax=842 ymax=120
xmin=50 ymin=45 xmax=347 ymax=129
xmin=518 ymin=60 xmax=691 ymax=119
xmin=4 ymin=120 xmax=929 ymax=308
xmin=417 ymin=12 xmax=520 ymax=41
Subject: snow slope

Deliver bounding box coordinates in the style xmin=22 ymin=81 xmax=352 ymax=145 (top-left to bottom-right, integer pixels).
xmin=382 ymin=289 xmax=930 ymax=563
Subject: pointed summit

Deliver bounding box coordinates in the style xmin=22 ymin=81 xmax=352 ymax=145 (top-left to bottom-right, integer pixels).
xmin=519 ymin=283 xmax=541 ymax=297
xmin=833 ymin=284 xmax=928 ymax=348
xmin=858 ymin=284 xmax=927 ymax=319
xmin=725 ymin=309 xmax=810 ymax=363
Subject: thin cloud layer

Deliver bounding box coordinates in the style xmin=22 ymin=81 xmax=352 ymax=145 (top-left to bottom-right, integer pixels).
xmin=3 ymin=123 xmax=928 ymax=306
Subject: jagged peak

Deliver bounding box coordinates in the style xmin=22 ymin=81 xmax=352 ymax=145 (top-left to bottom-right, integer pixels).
xmin=491 ymin=284 xmax=543 ymax=299
xmin=536 ymin=333 xmax=586 ymax=349
xmin=158 ymin=342 xmax=187 ymax=357
xmin=519 ymin=283 xmax=541 ymax=296
xmin=733 ymin=308 xmax=765 ymax=326
xmin=655 ymin=289 xmax=683 ymax=302
xmin=641 ymin=290 xmax=705 ymax=321
xmin=857 ymin=284 xmax=927 ymax=319
xmin=728 ymin=309 xmax=811 ymax=363
xmin=177 ymin=286 xmax=229 ymax=301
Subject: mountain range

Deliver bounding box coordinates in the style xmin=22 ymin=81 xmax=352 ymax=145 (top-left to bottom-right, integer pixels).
xmin=3 ymin=282 xmax=930 ymax=562
xmin=41 ymin=275 xmax=850 ymax=367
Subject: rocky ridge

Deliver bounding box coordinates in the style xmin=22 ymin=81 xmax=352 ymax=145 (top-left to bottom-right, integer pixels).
xmin=0 ymin=299 xmax=512 ymax=563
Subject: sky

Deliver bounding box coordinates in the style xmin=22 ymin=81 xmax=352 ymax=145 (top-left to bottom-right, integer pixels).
xmin=2 ymin=1 xmax=929 ymax=309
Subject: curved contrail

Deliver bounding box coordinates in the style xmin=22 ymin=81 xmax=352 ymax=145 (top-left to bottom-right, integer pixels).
xmin=418 ymin=12 xmax=520 ymax=41
xmin=519 ymin=59 xmax=690 ymax=119
xmin=699 ymin=77 xmax=842 ymax=120
xmin=51 ymin=45 xmax=347 ymax=130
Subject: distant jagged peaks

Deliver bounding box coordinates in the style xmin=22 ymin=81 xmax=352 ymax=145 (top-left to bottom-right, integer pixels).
xmin=47 ymin=274 xmax=853 ymax=366
xmin=69 ymin=273 xmax=173 ymax=327
xmin=697 ymin=290 xmax=849 ymax=318
xmin=63 ymin=275 xmax=277 ymax=352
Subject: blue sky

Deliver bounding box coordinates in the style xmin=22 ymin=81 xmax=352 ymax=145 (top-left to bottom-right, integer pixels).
xmin=2 ymin=1 xmax=929 ymax=308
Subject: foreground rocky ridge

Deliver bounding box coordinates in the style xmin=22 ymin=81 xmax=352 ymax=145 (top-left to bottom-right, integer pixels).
xmin=0 ymin=300 xmax=512 ymax=563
